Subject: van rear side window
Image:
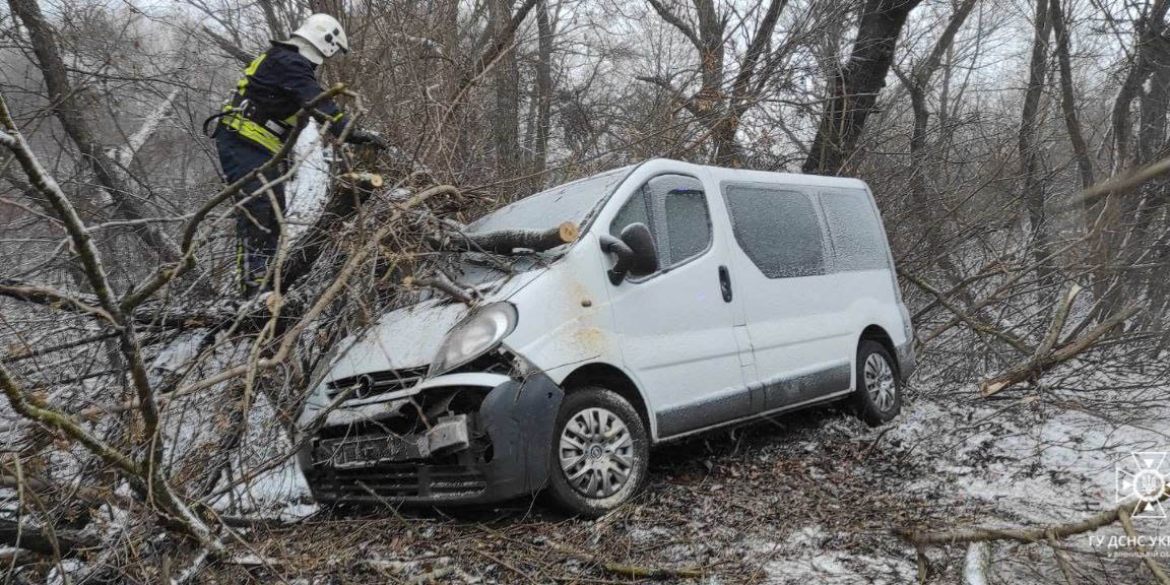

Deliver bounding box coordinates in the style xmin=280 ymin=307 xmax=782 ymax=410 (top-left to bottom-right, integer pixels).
xmin=819 ymin=189 xmax=889 ymax=271
xmin=723 ymin=185 xmax=825 ymax=278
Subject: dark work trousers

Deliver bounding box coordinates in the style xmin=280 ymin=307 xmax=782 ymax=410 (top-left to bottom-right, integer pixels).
xmin=216 ymin=131 xmax=287 ymax=297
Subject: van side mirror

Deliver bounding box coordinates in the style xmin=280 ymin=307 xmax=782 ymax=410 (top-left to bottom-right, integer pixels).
xmin=599 ymin=222 xmax=659 ymax=284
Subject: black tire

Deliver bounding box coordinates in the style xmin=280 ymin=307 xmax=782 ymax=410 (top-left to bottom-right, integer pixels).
xmin=852 ymin=340 xmax=902 ymax=427
xmin=546 ymin=387 xmax=649 ymax=517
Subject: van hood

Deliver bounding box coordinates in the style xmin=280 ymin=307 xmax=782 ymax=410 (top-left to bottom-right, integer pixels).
xmin=321 ymin=269 xmax=544 ymax=384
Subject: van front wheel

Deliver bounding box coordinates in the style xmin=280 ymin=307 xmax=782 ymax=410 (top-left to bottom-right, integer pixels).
xmin=852 ymin=340 xmax=901 ymax=426
xmin=547 ymin=388 xmax=648 ymax=517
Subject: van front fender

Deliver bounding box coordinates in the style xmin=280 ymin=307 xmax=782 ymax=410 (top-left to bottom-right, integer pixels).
xmin=479 ymin=373 xmax=565 ymax=499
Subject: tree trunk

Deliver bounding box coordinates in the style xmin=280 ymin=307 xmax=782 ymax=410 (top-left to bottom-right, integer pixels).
xmin=1134 ymin=34 xmax=1170 ymax=329
xmin=802 ymin=0 xmax=924 ymax=175
xmin=1049 ymin=0 xmax=1094 ymax=192
xmin=902 ymin=0 xmax=977 ymax=235
xmin=1110 ymin=0 xmax=1170 ymax=172
xmin=7 ymin=0 xmax=181 ymax=263
xmin=717 ymin=0 xmax=788 ymax=166
xmin=257 ymin=0 xmax=287 ymax=40
xmin=534 ymin=0 xmax=553 ymax=175
xmin=1098 ymin=1 xmax=1167 ymax=315
xmin=1018 ymin=0 xmax=1053 ymax=288
xmin=490 ymin=0 xmax=522 ymax=176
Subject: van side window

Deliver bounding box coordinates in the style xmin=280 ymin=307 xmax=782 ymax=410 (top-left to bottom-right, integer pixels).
xmin=611 ymin=175 xmax=711 ymax=271
xmin=819 ymin=189 xmax=889 ymax=271
xmin=723 ymin=184 xmax=825 ymax=278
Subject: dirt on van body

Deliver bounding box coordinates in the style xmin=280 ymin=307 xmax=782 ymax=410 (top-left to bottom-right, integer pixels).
xmin=206 ymin=392 xmax=1167 ymax=584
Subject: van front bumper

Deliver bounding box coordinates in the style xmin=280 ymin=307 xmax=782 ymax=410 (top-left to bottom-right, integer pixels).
xmin=302 ymin=373 xmax=564 ymax=505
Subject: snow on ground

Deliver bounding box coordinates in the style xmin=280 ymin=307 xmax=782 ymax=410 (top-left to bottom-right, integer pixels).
xmin=200 ymin=386 xmax=1170 ymax=583
xmin=886 ymin=394 xmax=1170 ymax=525
xmin=212 ymin=460 xmax=315 ymax=520
xmin=750 ymin=527 xmax=918 ymax=584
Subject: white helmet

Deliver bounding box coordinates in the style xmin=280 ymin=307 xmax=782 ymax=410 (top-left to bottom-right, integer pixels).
xmin=291 ymin=13 xmax=348 ymax=58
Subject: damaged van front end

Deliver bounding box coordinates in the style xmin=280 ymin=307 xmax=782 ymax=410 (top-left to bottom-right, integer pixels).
xmin=301 ymin=367 xmax=563 ymax=504
xmin=298 ymin=297 xmax=566 ymax=505
xmin=298 ymin=167 xmax=635 ymax=507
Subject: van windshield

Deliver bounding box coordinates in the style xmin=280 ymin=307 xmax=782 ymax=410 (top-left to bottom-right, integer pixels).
xmin=466 ymin=166 xmax=633 ymax=235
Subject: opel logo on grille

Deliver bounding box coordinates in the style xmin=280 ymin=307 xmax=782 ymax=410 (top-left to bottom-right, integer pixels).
xmin=354 ymin=375 xmax=374 ymax=399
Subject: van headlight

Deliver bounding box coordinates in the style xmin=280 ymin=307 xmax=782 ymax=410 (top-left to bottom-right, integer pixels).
xmin=429 ymin=303 xmax=518 ymax=376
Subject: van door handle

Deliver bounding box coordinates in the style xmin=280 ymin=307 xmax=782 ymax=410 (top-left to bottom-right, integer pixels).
xmin=718 ymin=265 xmax=733 ymax=302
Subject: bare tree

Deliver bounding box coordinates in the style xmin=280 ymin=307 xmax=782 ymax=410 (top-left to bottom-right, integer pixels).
xmin=803 ymin=0 xmax=924 ymax=174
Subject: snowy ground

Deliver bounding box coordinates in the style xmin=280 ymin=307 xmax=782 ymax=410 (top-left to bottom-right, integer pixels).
xmin=209 ymin=388 xmax=1170 ymax=583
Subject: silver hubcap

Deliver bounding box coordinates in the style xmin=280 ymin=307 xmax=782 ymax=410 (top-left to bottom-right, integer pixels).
xmin=559 ymin=407 xmax=634 ymax=498
xmin=865 ymin=353 xmax=896 ymax=413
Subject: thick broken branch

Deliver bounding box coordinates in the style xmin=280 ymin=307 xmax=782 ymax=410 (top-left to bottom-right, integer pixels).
xmin=441 ymin=221 xmax=579 ymax=254
xmin=900 ymin=481 xmax=1169 ymax=546
xmin=0 ymin=520 xmax=98 ymax=557
xmin=981 ymin=304 xmax=1139 ymax=396
xmin=1119 ymin=507 xmax=1170 ymax=585
xmin=0 ymin=279 xmax=114 ymax=323
xmin=337 ymin=172 xmax=384 ymax=191
xmin=20 ymin=183 xmax=458 ymax=429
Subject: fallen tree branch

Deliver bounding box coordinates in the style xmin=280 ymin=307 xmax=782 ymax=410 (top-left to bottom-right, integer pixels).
xmin=17 ymin=184 xmax=457 ymax=429
xmin=962 ymin=542 xmax=991 ymax=585
xmin=439 ymin=221 xmax=579 ymax=254
xmin=0 ymin=279 xmax=115 ymax=323
xmin=404 ymin=274 xmax=475 ymax=305
xmin=980 ymin=304 xmax=1139 ymax=397
xmin=901 ymin=271 xmax=1033 ymax=354
xmin=0 ymin=520 xmax=98 ymax=557
xmin=546 ymin=540 xmax=704 ymax=580
xmin=1118 ymin=507 xmax=1170 ymax=585
xmin=0 ymin=472 xmax=133 ymax=509
xmin=337 ymin=172 xmax=384 ymax=191
xmin=898 ymin=480 xmax=1169 ymax=546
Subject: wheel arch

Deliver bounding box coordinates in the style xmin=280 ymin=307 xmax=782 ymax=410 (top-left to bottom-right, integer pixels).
xmin=560 ymin=362 xmax=653 ymax=439
xmin=860 ymin=324 xmax=900 ymax=377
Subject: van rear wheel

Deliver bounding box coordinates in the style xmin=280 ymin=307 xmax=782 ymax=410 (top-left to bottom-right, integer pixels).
xmin=547 ymin=388 xmax=648 ymax=517
xmin=852 ymin=340 xmax=901 ymax=426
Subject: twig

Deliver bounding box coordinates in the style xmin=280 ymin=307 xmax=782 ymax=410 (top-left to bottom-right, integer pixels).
xmin=899 ymin=480 xmax=1170 ymax=546
xmin=1118 ymin=507 xmax=1170 ymax=585
xmin=404 ymin=274 xmax=475 ymax=305
xmin=980 ymin=304 xmax=1139 ymax=397
xmin=545 ymin=540 xmax=704 ymax=580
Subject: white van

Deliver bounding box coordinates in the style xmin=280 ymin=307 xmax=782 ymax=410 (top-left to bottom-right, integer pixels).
xmin=299 ymin=158 xmax=915 ymax=516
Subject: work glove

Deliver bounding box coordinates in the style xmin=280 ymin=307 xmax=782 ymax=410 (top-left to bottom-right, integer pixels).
xmin=348 ymin=128 xmax=390 ymax=150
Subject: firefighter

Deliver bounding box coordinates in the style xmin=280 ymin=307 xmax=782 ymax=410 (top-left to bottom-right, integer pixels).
xmin=211 ymin=13 xmax=387 ymax=296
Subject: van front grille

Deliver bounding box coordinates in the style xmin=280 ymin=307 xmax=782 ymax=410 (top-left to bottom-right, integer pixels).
xmin=326 ymin=366 xmax=429 ymax=401
xmin=306 ymin=463 xmax=487 ymax=502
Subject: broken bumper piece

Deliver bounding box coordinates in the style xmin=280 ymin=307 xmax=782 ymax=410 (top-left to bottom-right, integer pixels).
xmin=303 ymin=373 xmax=564 ymax=505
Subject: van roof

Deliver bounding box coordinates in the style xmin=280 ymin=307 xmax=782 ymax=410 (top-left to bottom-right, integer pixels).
xmin=639 ymin=158 xmax=870 ymax=191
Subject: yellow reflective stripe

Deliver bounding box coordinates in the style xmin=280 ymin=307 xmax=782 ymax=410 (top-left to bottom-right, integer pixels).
xmin=236 ymin=53 xmax=268 ymax=96
xmin=330 ymin=111 xmax=345 ymax=122
xmin=221 ymin=113 xmax=281 ymax=152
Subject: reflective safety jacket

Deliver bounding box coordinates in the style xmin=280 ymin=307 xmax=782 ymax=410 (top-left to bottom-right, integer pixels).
xmin=219 ymin=41 xmax=351 ymax=152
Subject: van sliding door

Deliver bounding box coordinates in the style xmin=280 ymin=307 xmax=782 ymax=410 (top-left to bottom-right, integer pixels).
xmin=720 ymin=184 xmax=854 ymax=412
